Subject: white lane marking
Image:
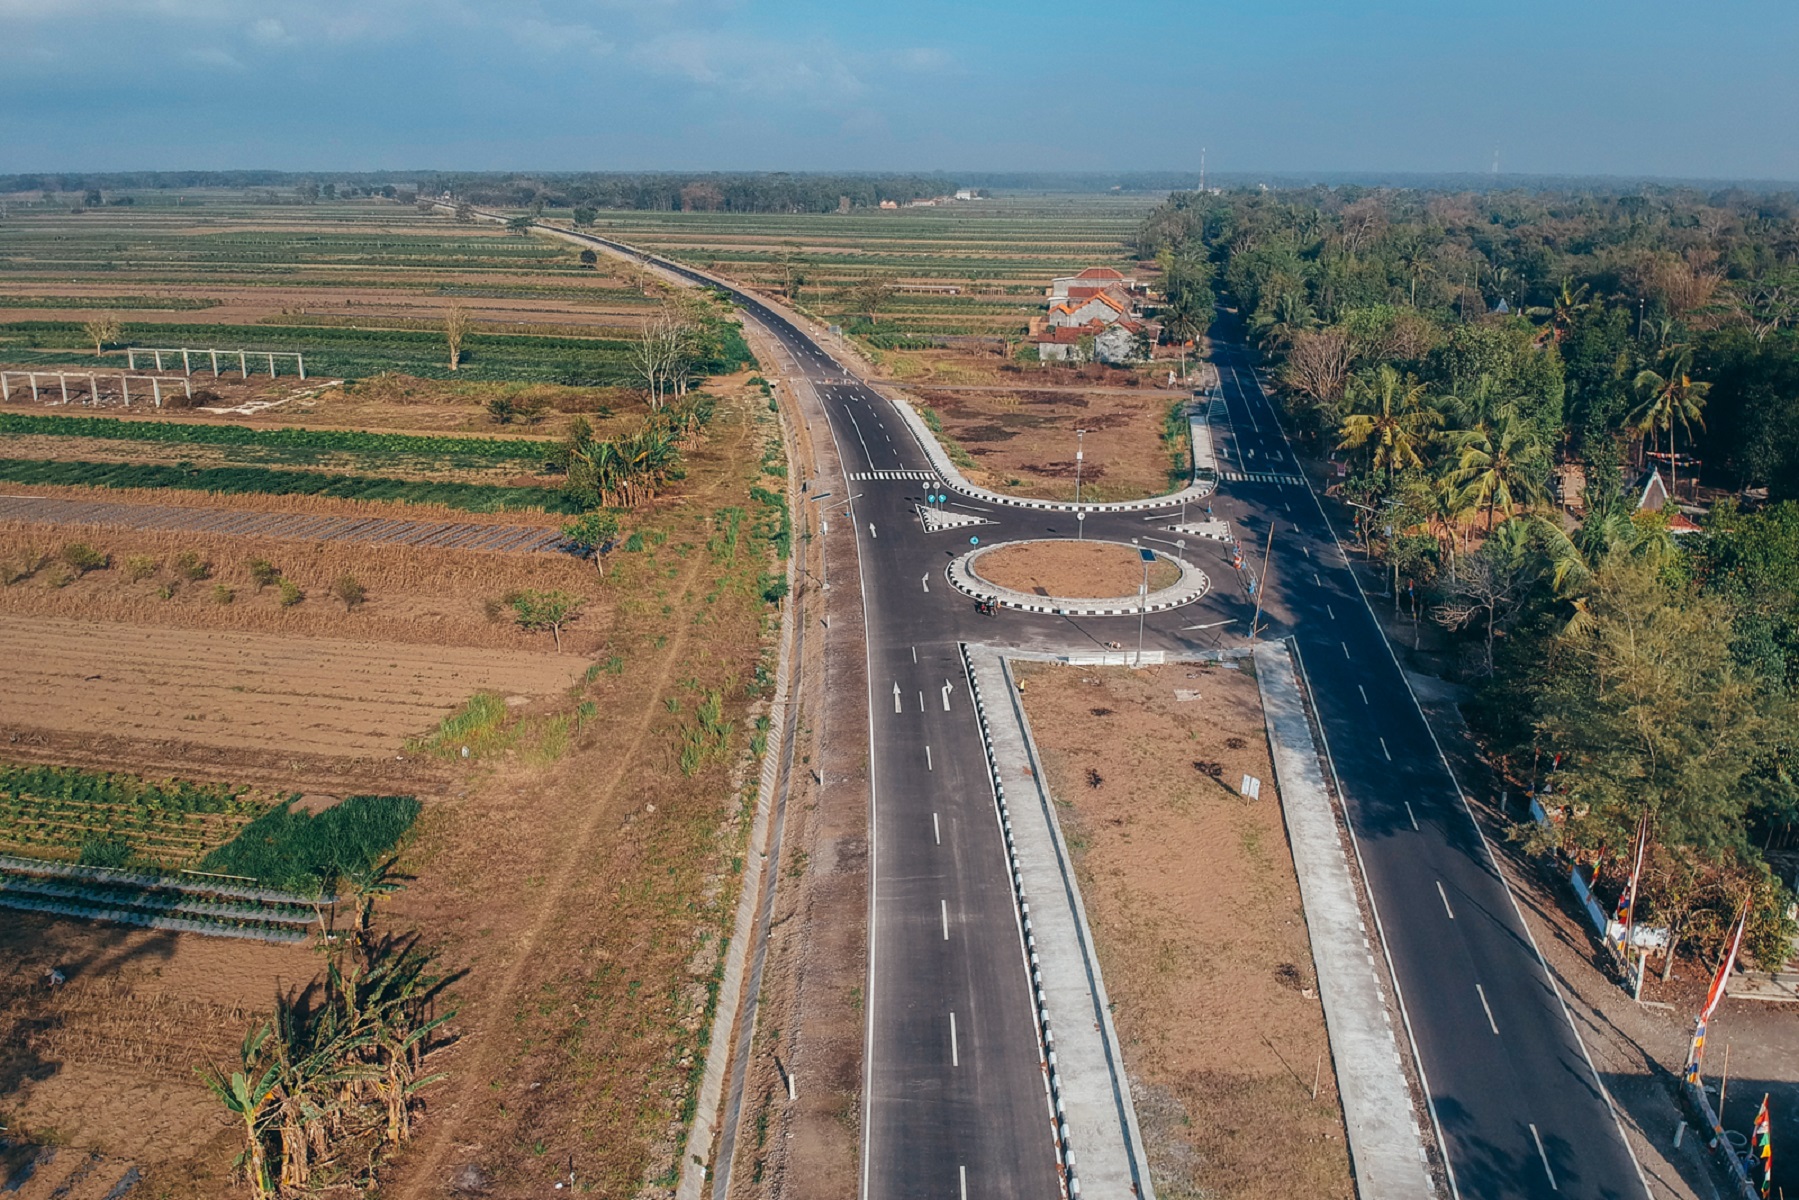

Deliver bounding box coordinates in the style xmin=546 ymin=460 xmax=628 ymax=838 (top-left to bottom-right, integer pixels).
xmin=926 ymin=745 xmax=933 ymax=771
xmin=960 ymin=1165 xmax=967 ymax=1200
xmin=918 ymin=691 xmax=925 ymax=712
xmin=1303 ymin=545 xmax=1310 ymax=558
xmin=1404 ymin=801 xmax=1419 ymax=830
xmin=912 ymin=645 xmax=918 ymax=663
xmin=1437 ymin=881 xmax=1455 ymax=919
xmin=942 ymin=681 xmax=953 ymax=711
xmin=1358 ymin=685 xmax=1369 ymax=704
xmin=1314 ymin=573 xmax=1322 ymax=586
xmin=893 ymin=683 xmax=902 ymax=714
xmin=949 ymin=1011 xmax=959 ymax=1066
xmin=1327 ymin=604 xmax=1336 ymax=620
xmin=942 ymin=899 xmax=949 ymax=940
xmin=933 ymin=812 xmax=941 ymax=844
xmin=1476 ymin=983 xmax=1500 ymax=1034
xmin=1380 ymin=737 xmax=1392 ymax=761
xmin=1341 ymin=641 xmax=1351 ymax=659
xmin=922 ymin=574 xmax=930 ymax=592
xmin=1285 ymin=502 xmax=1292 ymax=513
xmin=868 ymin=523 xmax=877 ymax=538
xmin=1529 ymin=1123 xmax=1558 ymax=1190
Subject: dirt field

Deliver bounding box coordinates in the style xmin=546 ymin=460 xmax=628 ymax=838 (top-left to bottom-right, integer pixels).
xmin=1013 ymin=658 xmax=1354 ymax=1200
xmin=0 ymin=615 xmax=583 ymax=757
xmin=910 ymin=384 xmax=1186 ymax=501
xmin=974 ymin=539 xmax=1180 ymax=598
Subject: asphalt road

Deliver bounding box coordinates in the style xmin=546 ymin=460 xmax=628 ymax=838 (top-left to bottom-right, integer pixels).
xmin=560 ymin=226 xmax=1647 ymax=1200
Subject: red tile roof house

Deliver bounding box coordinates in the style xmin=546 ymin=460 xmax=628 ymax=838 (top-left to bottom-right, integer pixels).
xmin=1047 ymin=266 xmax=1137 ymax=301
xmin=1047 ymin=288 xmax=1132 ymax=328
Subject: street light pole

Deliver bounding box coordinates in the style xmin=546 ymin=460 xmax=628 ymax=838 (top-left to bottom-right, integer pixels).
xmin=1074 ymin=428 xmax=1086 ymax=506
xmin=1133 ymin=541 xmax=1153 ymax=667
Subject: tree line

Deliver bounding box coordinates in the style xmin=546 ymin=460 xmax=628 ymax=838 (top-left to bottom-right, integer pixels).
xmin=1139 ymin=185 xmax=1799 ymax=972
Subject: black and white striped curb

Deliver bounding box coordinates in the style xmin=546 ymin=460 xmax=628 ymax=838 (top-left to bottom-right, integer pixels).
xmin=959 ymin=643 xmax=1084 ymax=1200
xmin=946 ymin=540 xmax=1210 ymax=616
xmin=886 ymin=391 xmax=1216 ymax=514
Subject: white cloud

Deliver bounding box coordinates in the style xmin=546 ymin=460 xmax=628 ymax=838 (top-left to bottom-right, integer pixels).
xmin=632 ymin=31 xmax=863 ymax=102
xmin=247 ymin=15 xmax=289 ymax=43
xmin=512 ymin=16 xmax=612 ymax=57
xmin=891 ymin=46 xmax=953 ymax=73
xmin=185 ymin=44 xmax=244 ymax=69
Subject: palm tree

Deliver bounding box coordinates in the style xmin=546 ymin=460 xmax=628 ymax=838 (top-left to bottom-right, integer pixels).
xmin=1526 ymin=278 xmax=1591 ymax=345
xmin=1630 ymin=348 xmax=1710 ymax=496
xmin=1338 ymin=365 xmax=1443 ymax=485
xmin=1450 ymin=413 xmax=1548 ymax=529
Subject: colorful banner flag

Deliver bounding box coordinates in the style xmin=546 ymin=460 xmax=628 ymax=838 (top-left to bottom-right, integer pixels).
xmin=1753 ymin=1093 xmax=1772 ymax=1197
xmin=1685 ymin=900 xmax=1750 ymax=1084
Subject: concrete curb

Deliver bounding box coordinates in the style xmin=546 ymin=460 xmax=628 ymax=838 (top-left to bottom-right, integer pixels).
xmin=946 ymin=540 xmax=1211 ymax=616
xmin=882 ymin=386 xmax=1216 ymax=514
xmin=1251 ymin=640 xmax=1435 ymax=1200
xmin=959 ymin=643 xmax=1158 ymax=1200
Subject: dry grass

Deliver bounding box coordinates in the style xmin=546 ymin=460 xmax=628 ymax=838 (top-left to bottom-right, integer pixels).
xmin=0 ymin=521 xmax=602 ymax=649
xmin=975 ymin=539 xmax=1181 ymax=598
xmin=1014 ymin=659 xmax=1354 ymax=1200
xmin=0 ymin=482 xmax=563 ymax=526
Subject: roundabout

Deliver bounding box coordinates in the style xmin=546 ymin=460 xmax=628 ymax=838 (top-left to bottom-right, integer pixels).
xmin=947 ymin=538 xmax=1211 ymax=616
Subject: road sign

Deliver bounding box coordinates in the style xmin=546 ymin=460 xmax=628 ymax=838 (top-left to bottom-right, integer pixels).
xmin=969 ymin=536 xmax=979 ymax=545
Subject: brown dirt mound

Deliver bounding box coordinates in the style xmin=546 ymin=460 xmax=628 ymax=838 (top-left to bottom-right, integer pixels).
xmin=973 ymin=539 xmax=1179 ymax=599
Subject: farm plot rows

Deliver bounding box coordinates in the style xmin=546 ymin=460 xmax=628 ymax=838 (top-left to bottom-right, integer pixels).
xmin=0 ymin=457 xmax=564 ymax=511
xmin=0 ymin=614 xmax=586 ymax=758
xmin=0 ymin=412 xmax=559 ymax=464
xmin=0 ymin=763 xmax=262 ymax=867
xmin=0 ymin=492 xmax=566 ymax=551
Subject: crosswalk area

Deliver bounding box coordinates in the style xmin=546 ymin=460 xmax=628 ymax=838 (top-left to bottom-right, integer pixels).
xmin=850 ymin=470 xmax=940 ymax=482
xmin=1220 ymin=470 xmax=1306 ymax=486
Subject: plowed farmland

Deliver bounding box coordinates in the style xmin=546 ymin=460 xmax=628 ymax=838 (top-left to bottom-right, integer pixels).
xmin=0 ymin=615 xmax=582 ymax=756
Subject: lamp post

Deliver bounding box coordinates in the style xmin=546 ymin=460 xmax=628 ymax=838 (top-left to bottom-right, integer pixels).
xmin=1133 ymin=540 xmax=1153 ymax=667
xmin=809 ymin=492 xmax=862 ymax=592
xmin=1074 ymin=428 xmax=1087 ymax=506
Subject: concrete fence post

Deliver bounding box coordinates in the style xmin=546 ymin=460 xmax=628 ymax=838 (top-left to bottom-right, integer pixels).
xmin=151 ymin=378 xmax=163 ymax=409
xmin=183 ymin=377 xmax=192 ymax=399
xmin=181 ymin=349 xmax=191 ymax=375
xmin=153 ymin=349 xmax=163 ymax=371
xmin=127 ymin=348 xmax=137 ymax=370
xmin=239 ymin=350 xmax=247 ymax=377
xmin=0 ymin=374 xmax=8 ymax=402
xmin=88 ymin=374 xmax=97 ymax=405
xmin=297 ymin=353 xmax=306 ymax=380
xmin=210 ymin=349 xmax=220 ymax=377
xmin=121 ymin=374 xmax=129 ymax=407
xmin=59 ymin=373 xmax=69 ymax=404
xmin=267 ymin=352 xmax=276 ymax=377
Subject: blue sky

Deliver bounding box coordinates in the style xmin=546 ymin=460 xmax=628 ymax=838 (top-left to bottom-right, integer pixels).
xmin=3 ymin=0 xmax=1797 ymax=179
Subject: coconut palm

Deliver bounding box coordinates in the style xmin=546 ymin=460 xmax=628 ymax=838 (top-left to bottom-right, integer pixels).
xmin=1338 ymin=365 xmax=1444 ymax=485
xmin=1450 ymin=413 xmax=1548 ymax=529
xmin=1630 ymin=348 xmax=1710 ymax=496
xmin=1527 ymin=278 xmax=1591 ymax=345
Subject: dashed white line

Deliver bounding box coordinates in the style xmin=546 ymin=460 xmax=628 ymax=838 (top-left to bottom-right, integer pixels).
xmin=1327 ymin=604 xmax=1336 ymax=620
xmin=960 ymin=1165 xmax=967 ymax=1200
xmin=912 ymin=645 xmax=918 ymax=663
xmin=926 ymin=745 xmax=933 ymax=771
xmin=1314 ymin=573 xmax=1322 ymax=586
xmin=918 ymin=691 xmax=925 ymax=712
xmin=933 ymin=812 xmax=941 ymax=845
xmin=1404 ymin=801 xmax=1419 ymax=830
xmin=1380 ymin=737 xmax=1392 ymax=761
xmin=949 ymin=1011 xmax=959 ymax=1066
xmin=1529 ymin=1123 xmax=1558 ymax=1190
xmin=1476 ymin=984 xmax=1500 ymax=1034
xmin=1437 ymin=880 xmax=1455 ymax=919
xmin=941 ymin=899 xmax=949 ymax=940
xmin=1341 ymin=641 xmax=1351 ymax=659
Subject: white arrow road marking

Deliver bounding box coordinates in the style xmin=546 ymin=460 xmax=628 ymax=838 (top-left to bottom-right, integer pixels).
xmin=893 ymin=683 xmax=902 ymax=713
xmin=869 ymin=523 xmax=877 ymax=538
xmin=942 ymin=681 xmax=953 ymax=711
xmin=922 ymin=574 xmax=930 ymax=592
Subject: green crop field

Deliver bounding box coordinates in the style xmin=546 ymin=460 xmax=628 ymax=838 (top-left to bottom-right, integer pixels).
xmin=0 ymin=457 xmax=567 ymax=511
xmin=0 ymin=412 xmax=559 ymax=465
xmin=197 ymin=794 xmax=420 ymax=895
xmin=0 ymin=762 xmax=264 ymax=869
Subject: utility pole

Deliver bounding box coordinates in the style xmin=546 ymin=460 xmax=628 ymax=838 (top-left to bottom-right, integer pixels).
xmin=1074 ymin=428 xmax=1086 ymax=506
xmin=1250 ymin=523 xmax=1275 ymax=640
xmin=1134 ymin=544 xmax=1154 ymax=667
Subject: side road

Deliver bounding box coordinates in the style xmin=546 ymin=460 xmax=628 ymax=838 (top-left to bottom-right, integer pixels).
xmin=1254 ymin=640 xmax=1437 ymax=1200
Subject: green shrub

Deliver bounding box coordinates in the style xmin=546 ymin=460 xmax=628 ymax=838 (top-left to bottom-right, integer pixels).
xmin=125 ymin=553 xmax=159 ymax=581
xmin=213 ymin=583 xmax=235 ymax=604
xmin=332 ymin=573 xmax=367 ymax=611
xmin=196 ymin=794 xmax=420 ymax=895
xmin=60 ymin=541 xmax=108 ymax=575
xmin=174 ymin=551 xmax=212 ymax=581
xmin=247 ymin=557 xmax=280 ymax=590
xmin=277 ymin=578 xmax=304 ymax=607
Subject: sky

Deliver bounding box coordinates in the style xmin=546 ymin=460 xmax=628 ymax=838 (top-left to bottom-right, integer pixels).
xmin=3 ymin=0 xmax=1798 ymax=180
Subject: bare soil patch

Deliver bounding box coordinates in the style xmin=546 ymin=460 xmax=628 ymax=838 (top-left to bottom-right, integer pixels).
xmin=1014 ymin=659 xmax=1354 ymax=1200
xmin=910 ymin=384 xmax=1183 ymax=501
xmin=0 ymin=615 xmax=583 ymax=757
xmin=974 ymin=539 xmax=1179 ymax=599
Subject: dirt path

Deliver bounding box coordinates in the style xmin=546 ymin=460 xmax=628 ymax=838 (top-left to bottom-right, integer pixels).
xmin=387 ymin=396 xmax=756 ymax=1198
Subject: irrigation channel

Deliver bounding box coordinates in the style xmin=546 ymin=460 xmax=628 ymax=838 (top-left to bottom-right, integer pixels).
xmin=0 ymin=494 xmax=567 ymax=553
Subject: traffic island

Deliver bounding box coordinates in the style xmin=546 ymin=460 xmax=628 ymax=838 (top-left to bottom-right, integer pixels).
xmin=947 ymin=538 xmax=1209 ymax=616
